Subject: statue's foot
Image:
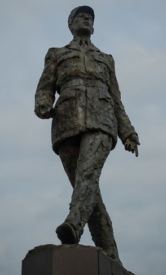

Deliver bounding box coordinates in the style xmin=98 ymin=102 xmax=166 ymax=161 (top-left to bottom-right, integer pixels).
xmin=56 ymin=222 xmax=79 ymax=244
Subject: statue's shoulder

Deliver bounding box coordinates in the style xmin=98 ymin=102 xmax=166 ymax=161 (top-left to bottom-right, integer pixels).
xmin=44 ymin=46 xmax=69 ymax=64
xmin=107 ymin=53 xmax=114 ymax=61
xmin=95 ymin=48 xmax=114 ymax=60
xmin=45 ymin=47 xmax=64 ymax=57
xmin=102 ymin=51 xmax=114 ymax=63
xmin=96 ymin=50 xmax=115 ymax=69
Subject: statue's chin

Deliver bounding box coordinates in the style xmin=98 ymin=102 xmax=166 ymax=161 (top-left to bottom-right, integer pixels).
xmin=76 ymin=27 xmax=92 ymax=36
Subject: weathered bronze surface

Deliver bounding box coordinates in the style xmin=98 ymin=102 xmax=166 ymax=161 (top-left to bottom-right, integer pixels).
xmin=35 ymin=6 xmax=139 ymax=275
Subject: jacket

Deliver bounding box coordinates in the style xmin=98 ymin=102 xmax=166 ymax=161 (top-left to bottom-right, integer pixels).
xmin=35 ymin=40 xmax=137 ymax=153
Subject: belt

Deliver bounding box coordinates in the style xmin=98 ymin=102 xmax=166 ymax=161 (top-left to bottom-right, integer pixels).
xmin=60 ymin=78 xmax=108 ymax=91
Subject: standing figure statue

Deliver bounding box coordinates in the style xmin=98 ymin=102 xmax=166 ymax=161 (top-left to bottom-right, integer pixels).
xmin=35 ymin=6 xmax=140 ymax=274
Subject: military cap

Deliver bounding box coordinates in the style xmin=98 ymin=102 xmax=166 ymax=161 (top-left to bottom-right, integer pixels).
xmin=68 ymin=6 xmax=95 ymax=28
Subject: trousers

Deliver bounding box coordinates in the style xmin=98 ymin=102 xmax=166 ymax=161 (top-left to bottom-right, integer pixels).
xmin=58 ymin=131 xmax=120 ymax=261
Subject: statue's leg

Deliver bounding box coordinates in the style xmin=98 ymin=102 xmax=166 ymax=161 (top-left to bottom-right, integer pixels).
xmin=88 ymin=190 xmax=121 ymax=262
xmin=58 ymin=135 xmax=80 ymax=188
xmin=57 ymin=135 xmax=82 ymax=243
xmin=57 ymin=131 xmax=113 ymax=243
xmin=60 ymin=143 xmax=121 ymax=262
xmin=58 ymin=133 xmax=120 ymax=261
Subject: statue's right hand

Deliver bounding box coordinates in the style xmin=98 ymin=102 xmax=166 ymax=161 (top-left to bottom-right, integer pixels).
xmin=35 ymin=105 xmax=54 ymax=119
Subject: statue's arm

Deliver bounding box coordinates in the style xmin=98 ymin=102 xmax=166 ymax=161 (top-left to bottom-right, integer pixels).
xmin=109 ymin=55 xmax=140 ymax=156
xmin=35 ymin=48 xmax=57 ymax=119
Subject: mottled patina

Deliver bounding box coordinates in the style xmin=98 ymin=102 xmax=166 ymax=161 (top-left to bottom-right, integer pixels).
xmin=35 ymin=6 xmax=139 ymax=275
xmin=35 ymin=41 xmax=138 ymax=154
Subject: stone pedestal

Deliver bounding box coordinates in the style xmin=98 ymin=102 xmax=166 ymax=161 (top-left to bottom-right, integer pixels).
xmin=22 ymin=244 xmax=126 ymax=275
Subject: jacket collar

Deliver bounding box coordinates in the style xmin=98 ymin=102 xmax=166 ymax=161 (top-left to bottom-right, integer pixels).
xmin=66 ymin=39 xmax=100 ymax=52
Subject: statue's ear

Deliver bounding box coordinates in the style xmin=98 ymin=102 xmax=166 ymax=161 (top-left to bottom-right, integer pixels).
xmin=69 ymin=24 xmax=74 ymax=34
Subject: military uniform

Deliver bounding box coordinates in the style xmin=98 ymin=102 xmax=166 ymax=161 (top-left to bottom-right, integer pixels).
xmin=35 ymin=38 xmax=137 ymax=264
xmin=35 ymin=39 xmax=136 ymax=153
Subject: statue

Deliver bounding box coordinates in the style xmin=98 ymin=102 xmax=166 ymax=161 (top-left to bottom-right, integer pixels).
xmin=35 ymin=6 xmax=140 ymax=274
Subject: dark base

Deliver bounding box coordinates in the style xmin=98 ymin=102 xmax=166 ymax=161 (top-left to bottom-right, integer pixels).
xmin=22 ymin=244 xmax=133 ymax=275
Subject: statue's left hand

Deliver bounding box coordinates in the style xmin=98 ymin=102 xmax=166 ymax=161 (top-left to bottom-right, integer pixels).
xmin=124 ymin=133 xmax=140 ymax=157
xmin=35 ymin=105 xmax=55 ymax=119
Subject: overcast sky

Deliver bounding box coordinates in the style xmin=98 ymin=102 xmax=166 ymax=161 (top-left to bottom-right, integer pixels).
xmin=0 ymin=0 xmax=166 ymax=274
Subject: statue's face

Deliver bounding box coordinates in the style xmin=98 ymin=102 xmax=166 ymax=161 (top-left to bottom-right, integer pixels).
xmin=71 ymin=12 xmax=94 ymax=35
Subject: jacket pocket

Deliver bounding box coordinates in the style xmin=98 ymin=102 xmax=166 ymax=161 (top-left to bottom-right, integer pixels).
xmin=56 ymin=89 xmax=76 ymax=104
xmin=99 ymin=89 xmax=114 ymax=106
xmin=56 ymin=53 xmax=80 ymax=67
xmin=93 ymin=56 xmax=111 ymax=71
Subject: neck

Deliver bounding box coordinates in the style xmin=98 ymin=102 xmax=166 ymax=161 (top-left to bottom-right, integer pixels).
xmin=73 ymin=33 xmax=91 ymax=42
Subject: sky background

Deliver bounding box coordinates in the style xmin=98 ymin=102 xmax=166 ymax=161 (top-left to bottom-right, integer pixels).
xmin=0 ymin=0 xmax=166 ymax=274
